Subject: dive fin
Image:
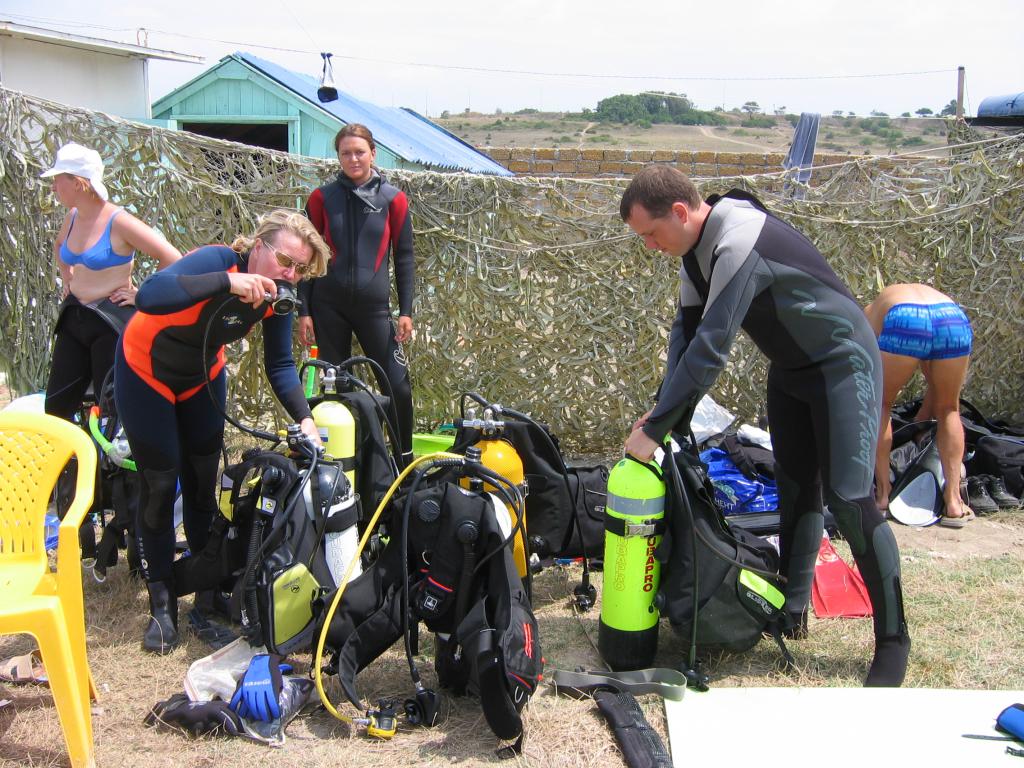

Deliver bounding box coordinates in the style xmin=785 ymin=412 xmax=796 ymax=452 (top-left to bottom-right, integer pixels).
xmin=810 ymin=533 xmax=873 ymax=619
xmin=888 ymin=436 xmax=944 ymax=527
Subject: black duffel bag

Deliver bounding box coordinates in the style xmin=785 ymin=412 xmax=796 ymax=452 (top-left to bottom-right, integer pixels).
xmin=969 ymin=435 xmax=1024 ymax=498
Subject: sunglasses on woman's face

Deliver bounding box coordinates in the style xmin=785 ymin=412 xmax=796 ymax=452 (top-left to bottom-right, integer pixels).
xmin=261 ymin=239 xmax=311 ymax=276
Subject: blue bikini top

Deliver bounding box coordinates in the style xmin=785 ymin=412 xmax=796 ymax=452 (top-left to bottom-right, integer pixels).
xmin=59 ymin=209 xmax=134 ymax=270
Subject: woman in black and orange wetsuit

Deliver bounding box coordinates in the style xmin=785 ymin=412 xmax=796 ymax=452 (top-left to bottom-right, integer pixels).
xmin=114 ymin=210 xmax=329 ymax=653
xmin=298 ymin=124 xmax=416 ymax=464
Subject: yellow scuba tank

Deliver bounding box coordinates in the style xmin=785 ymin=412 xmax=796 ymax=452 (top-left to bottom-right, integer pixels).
xmin=311 ymin=399 xmax=356 ymax=489
xmin=460 ymin=417 xmax=529 ymax=578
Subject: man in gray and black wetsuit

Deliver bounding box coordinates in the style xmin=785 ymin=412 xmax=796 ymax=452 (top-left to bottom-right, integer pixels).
xmin=620 ymin=164 xmax=909 ymax=687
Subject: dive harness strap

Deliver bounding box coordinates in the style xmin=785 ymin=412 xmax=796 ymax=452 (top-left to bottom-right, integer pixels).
xmin=594 ymin=690 xmax=673 ymax=768
xmin=549 ymin=668 xmax=686 ymax=701
xmin=767 ymin=617 xmax=797 ymax=671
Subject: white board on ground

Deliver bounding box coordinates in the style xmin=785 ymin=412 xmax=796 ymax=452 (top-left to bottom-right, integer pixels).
xmin=664 ymin=687 xmax=1022 ymax=767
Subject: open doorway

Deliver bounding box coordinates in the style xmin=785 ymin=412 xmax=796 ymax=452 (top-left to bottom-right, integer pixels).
xmin=181 ymin=122 xmax=289 ymax=152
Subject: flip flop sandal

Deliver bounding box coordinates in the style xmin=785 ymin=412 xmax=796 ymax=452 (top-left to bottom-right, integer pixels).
xmin=938 ymin=513 xmax=970 ymax=529
xmin=0 ymin=650 xmax=48 ymax=685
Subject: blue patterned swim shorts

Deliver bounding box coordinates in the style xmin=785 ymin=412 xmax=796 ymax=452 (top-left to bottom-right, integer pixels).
xmin=878 ymin=302 xmax=972 ymax=360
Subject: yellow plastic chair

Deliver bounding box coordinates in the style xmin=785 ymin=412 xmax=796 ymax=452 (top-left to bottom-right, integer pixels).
xmin=0 ymin=411 xmax=98 ymax=768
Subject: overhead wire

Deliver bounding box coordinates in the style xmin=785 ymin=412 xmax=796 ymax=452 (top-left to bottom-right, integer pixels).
xmin=3 ymin=11 xmax=957 ymax=85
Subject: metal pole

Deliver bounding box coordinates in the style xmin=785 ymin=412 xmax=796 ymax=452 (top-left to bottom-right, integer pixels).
xmin=956 ymin=66 xmax=965 ymax=120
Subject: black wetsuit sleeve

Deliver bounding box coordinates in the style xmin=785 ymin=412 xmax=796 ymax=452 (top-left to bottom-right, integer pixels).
xmin=135 ymin=246 xmax=234 ymax=315
xmin=390 ymin=190 xmax=415 ymax=317
xmin=262 ymin=312 xmax=312 ymax=422
xmin=644 ymin=240 xmax=768 ymax=443
xmin=653 ymin=277 xmax=702 ymax=402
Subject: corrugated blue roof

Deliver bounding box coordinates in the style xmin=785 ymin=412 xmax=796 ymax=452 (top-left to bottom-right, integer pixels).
xmin=235 ymin=52 xmax=511 ymax=175
xmin=977 ymin=92 xmax=1024 ymax=118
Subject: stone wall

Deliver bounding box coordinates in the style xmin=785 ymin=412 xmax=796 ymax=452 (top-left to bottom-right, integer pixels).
xmin=481 ymin=146 xmax=851 ymax=178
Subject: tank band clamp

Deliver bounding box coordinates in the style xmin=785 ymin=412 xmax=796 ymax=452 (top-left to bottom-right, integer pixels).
xmin=604 ymin=517 xmax=666 ymax=538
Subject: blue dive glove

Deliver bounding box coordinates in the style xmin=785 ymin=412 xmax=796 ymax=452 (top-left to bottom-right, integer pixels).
xmin=229 ymin=654 xmax=292 ymax=722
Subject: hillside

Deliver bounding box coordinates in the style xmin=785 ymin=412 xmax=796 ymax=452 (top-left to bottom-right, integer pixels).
xmin=436 ymin=110 xmax=955 ymax=157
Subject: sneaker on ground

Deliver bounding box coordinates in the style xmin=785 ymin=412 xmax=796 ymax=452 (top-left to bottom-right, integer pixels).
xmin=985 ymin=475 xmax=1020 ymax=509
xmin=965 ymin=475 xmax=999 ymax=515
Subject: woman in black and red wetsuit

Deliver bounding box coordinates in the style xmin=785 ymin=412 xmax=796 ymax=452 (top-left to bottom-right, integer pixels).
xmin=299 ymin=124 xmax=416 ymax=464
xmin=114 ymin=210 xmax=329 ymax=653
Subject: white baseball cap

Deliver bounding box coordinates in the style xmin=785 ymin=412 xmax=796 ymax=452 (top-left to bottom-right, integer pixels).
xmin=40 ymin=142 xmax=109 ymax=201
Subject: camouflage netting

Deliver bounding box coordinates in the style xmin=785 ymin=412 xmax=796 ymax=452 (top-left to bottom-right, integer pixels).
xmin=2 ymin=88 xmax=1022 ymax=453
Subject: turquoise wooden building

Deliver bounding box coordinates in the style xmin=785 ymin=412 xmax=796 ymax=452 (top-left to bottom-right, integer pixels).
xmin=152 ymin=52 xmax=509 ymax=174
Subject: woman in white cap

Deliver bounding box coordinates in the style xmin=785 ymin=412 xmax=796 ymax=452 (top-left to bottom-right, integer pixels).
xmin=40 ymin=141 xmax=180 ymax=421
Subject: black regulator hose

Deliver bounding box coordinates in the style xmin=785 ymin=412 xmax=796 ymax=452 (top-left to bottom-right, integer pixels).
xmin=302 ymin=356 xmax=405 ymax=472
xmin=664 ymin=444 xmax=705 ymax=690
xmin=500 ymin=402 xmax=596 ymax=611
xmin=338 ymin=356 xmax=404 ymax=470
xmin=201 ymin=294 xmax=280 ymax=444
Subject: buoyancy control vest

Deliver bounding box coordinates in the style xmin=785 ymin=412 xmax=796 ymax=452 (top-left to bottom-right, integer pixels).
xmin=318 ymin=469 xmax=543 ymax=744
xmin=174 ymin=446 xmax=361 ymax=655
xmin=658 ymin=438 xmax=787 ymax=655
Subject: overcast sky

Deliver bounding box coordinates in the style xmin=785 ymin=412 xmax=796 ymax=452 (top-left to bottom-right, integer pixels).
xmin=3 ymin=0 xmax=1022 ymax=117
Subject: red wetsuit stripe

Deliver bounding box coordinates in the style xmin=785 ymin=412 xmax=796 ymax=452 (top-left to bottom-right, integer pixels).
xmin=378 ymin=191 xmax=409 ymax=272
xmin=307 ymin=188 xmax=335 ymax=263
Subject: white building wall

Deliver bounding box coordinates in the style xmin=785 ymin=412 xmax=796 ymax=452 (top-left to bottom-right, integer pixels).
xmin=0 ymin=36 xmax=150 ymax=119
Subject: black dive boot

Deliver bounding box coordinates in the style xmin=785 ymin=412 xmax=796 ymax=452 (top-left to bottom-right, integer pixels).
xmin=865 ymin=628 xmax=911 ymax=687
xmin=143 ymin=581 xmax=179 ymax=654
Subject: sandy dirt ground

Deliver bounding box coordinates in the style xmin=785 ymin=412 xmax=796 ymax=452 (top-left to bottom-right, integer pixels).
xmin=891 ymin=512 xmax=1024 ymax=559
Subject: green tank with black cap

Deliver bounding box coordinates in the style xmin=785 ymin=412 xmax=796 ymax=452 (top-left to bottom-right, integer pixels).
xmin=599 ymin=455 xmax=665 ymax=670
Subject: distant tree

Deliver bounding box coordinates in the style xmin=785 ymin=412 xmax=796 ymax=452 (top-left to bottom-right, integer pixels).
xmin=464 ymin=107 xmax=470 ymax=115
xmin=663 ymin=92 xmax=694 ymax=118
xmin=915 ymin=107 xmax=933 ymax=116
xmin=831 ymin=110 xmax=844 ymax=118
xmin=741 ymin=100 xmax=761 ymax=115
xmin=774 ymin=106 xmax=787 ymax=116
xmin=440 ymin=110 xmax=451 ymax=119
xmin=870 ymin=110 xmax=888 ymax=117
xmin=786 ymin=114 xmax=800 ymax=126
xmin=847 ymin=111 xmax=856 ymax=117
xmin=900 ymin=112 xmax=911 ymax=118
xmin=495 ymin=107 xmax=503 ymax=116
xmin=595 ymin=94 xmax=647 ymax=123
xmin=939 ymin=99 xmax=957 ymax=116
xmin=639 ymin=92 xmax=669 ymax=119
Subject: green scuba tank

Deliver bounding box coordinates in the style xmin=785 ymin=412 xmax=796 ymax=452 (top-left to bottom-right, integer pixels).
xmin=598 ymin=455 xmax=664 ymax=670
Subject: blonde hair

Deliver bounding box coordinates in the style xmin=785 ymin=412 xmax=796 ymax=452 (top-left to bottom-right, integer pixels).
xmin=68 ymin=174 xmax=99 ymax=198
xmin=231 ymin=209 xmax=330 ymax=279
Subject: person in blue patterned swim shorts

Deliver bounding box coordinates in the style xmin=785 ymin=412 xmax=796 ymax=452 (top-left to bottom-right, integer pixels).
xmin=865 ymin=283 xmax=973 ymax=523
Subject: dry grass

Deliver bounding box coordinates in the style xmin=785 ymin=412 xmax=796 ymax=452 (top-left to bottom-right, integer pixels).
xmin=2 ymin=514 xmax=1023 ymax=767
xmin=433 ymin=112 xmax=967 ymax=157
